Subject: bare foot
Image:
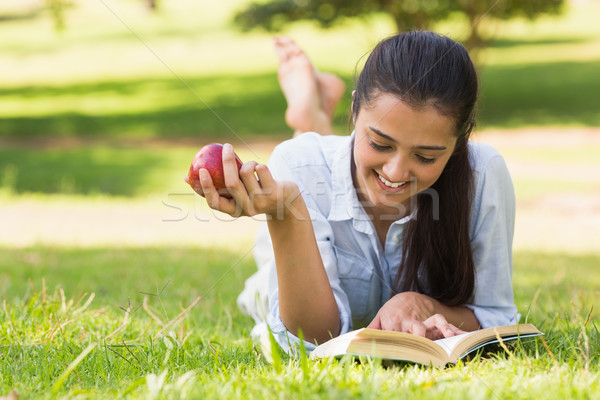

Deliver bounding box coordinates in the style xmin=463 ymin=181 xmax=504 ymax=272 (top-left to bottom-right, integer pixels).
xmin=274 ymin=37 xmax=343 ymax=136
xmin=317 ymin=72 xmax=346 ymax=121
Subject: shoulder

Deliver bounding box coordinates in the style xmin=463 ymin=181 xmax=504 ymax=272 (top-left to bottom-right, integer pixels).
xmin=467 ymin=141 xmax=515 ymax=224
xmin=468 ymin=141 xmax=513 ymax=192
xmin=468 ymin=141 xmax=508 ymax=175
xmin=271 ymin=132 xmax=350 ymax=168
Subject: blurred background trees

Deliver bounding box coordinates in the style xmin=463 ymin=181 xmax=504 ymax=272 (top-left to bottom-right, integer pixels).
xmin=0 ymin=0 xmax=160 ymax=31
xmin=0 ymin=0 xmax=568 ymax=52
xmin=234 ymin=0 xmax=565 ymax=52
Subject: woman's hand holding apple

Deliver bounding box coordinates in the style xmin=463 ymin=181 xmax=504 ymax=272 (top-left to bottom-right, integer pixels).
xmin=187 ymin=143 xmax=300 ymax=219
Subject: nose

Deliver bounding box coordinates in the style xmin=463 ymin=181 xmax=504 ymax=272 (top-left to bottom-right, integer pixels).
xmin=382 ymin=153 xmax=410 ymax=182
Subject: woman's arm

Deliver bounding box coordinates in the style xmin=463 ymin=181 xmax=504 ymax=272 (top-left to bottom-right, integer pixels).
xmin=199 ymin=144 xmax=340 ymax=344
xmin=267 ymin=189 xmax=340 ymax=344
xmin=467 ymin=150 xmax=518 ymax=327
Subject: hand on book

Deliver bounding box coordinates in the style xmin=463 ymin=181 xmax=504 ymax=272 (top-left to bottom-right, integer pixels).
xmin=367 ymin=292 xmax=467 ymax=340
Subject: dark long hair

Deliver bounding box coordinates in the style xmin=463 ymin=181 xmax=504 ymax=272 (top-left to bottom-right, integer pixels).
xmin=352 ymin=31 xmax=478 ymax=306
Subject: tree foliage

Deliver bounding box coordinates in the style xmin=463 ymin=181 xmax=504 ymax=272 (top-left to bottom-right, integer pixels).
xmin=233 ymin=0 xmax=566 ymax=51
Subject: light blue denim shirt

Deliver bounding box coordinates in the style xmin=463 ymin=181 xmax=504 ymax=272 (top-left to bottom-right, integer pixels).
xmin=238 ymin=132 xmax=518 ymax=353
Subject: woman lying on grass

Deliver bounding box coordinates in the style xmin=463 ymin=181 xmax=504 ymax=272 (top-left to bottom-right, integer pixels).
xmin=198 ymin=31 xmax=518 ymax=352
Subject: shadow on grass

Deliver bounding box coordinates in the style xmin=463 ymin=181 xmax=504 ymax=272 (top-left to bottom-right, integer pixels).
xmin=1 ymin=60 xmax=598 ymax=138
xmin=479 ymin=59 xmax=600 ymax=128
xmin=0 ymin=146 xmax=174 ymax=196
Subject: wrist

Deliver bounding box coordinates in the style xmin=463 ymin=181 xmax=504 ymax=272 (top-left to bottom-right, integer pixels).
xmin=266 ymin=182 xmax=305 ymax=220
xmin=427 ymin=295 xmax=443 ymax=316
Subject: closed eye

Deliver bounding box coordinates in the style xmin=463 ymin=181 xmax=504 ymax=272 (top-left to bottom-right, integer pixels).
xmin=368 ymin=139 xmax=392 ymax=151
xmin=416 ymin=155 xmax=436 ymax=164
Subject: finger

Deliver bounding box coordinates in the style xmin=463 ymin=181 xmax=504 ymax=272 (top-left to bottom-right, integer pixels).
xmin=199 ymin=168 xmax=236 ymax=213
xmin=423 ymin=314 xmax=459 ymax=338
xmin=222 ymin=143 xmax=244 ymax=193
xmin=447 ymin=324 xmax=468 ymax=336
xmin=199 ymin=168 xmax=218 ymax=205
xmin=367 ymin=314 xmax=382 ymax=330
xmin=406 ymin=320 xmax=427 ymax=337
xmin=255 ymin=164 xmax=276 ymax=188
xmin=239 ymin=161 xmax=261 ymax=194
xmin=221 ymin=144 xmax=252 ymax=214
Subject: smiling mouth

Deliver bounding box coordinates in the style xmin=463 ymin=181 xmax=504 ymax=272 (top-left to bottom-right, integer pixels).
xmin=377 ymin=173 xmax=410 ymax=189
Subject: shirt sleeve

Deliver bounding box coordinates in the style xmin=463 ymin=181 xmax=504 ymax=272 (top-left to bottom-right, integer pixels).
xmin=256 ymin=146 xmax=353 ymax=354
xmin=466 ymin=152 xmax=520 ymax=328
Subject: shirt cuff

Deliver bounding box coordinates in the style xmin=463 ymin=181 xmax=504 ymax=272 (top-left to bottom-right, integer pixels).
xmin=465 ymin=304 xmax=520 ymax=328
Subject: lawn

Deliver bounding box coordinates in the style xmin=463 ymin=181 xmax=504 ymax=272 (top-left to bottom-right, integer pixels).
xmin=1 ymin=247 xmax=598 ymax=398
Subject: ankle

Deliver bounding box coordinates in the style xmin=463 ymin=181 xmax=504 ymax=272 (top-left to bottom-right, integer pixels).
xmin=287 ymin=109 xmax=334 ymax=136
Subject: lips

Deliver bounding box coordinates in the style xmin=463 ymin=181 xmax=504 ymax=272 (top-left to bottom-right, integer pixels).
xmin=375 ymin=171 xmax=410 ymax=192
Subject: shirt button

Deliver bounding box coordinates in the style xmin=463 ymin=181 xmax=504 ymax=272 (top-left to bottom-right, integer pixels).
xmin=392 ymin=236 xmax=400 ymax=243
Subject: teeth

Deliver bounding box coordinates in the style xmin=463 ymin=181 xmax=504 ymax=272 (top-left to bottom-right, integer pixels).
xmin=378 ymin=174 xmax=407 ymax=188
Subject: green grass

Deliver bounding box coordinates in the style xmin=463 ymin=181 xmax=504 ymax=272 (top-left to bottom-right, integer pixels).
xmin=1 ymin=247 xmax=599 ymax=399
xmin=479 ymin=59 xmax=600 ymax=129
xmin=0 ymin=142 xmax=273 ymax=198
xmin=0 ymin=145 xmax=180 ymax=197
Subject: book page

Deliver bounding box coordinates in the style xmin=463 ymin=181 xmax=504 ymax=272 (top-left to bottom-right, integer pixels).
xmin=444 ymin=324 xmax=542 ymax=361
xmin=434 ymin=331 xmax=478 ymax=356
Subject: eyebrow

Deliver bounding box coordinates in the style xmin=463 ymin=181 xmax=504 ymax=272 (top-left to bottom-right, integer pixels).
xmin=369 ymin=126 xmax=447 ymax=151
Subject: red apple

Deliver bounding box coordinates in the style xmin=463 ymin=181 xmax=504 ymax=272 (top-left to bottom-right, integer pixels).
xmin=185 ymin=143 xmax=243 ymax=198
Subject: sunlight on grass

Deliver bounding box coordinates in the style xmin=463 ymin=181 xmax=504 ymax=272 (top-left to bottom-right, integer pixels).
xmin=513 ymin=178 xmax=598 ymax=202
xmin=503 ymin=145 xmax=600 ymax=164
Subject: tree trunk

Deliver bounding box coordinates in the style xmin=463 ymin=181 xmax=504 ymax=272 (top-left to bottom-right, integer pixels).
xmin=464 ymin=11 xmax=485 ymax=52
xmin=392 ymin=11 xmax=432 ymax=33
xmin=462 ymin=5 xmax=487 ymax=64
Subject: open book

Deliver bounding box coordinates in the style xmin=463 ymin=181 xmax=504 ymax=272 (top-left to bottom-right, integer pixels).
xmin=310 ymin=324 xmax=542 ymax=368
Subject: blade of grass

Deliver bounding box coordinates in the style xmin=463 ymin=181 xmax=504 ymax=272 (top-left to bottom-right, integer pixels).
xmin=51 ymin=342 xmax=97 ymax=394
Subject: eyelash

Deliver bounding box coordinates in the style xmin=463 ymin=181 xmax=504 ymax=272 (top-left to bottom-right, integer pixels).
xmin=368 ymin=139 xmax=391 ymax=151
xmin=368 ymin=139 xmax=437 ymax=164
xmin=416 ymin=155 xmax=437 ymax=164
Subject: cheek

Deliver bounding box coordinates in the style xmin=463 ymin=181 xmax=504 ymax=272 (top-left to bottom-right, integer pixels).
xmin=354 ymin=142 xmax=373 ymax=171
